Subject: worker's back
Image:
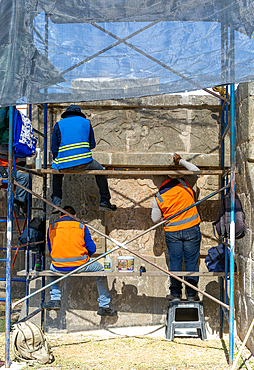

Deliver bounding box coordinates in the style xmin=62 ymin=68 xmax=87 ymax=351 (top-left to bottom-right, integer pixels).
xmin=52 ymin=116 xmax=93 ymax=169
xmin=155 ymin=177 xmax=200 ymax=232
xmin=48 ymin=215 xmax=89 ymax=271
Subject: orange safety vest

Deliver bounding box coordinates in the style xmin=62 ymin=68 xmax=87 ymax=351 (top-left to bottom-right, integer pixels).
xmin=156 ymin=177 xmax=200 ymax=232
xmin=0 ymin=158 xmax=8 ymax=168
xmin=48 ymin=218 xmax=89 ymax=270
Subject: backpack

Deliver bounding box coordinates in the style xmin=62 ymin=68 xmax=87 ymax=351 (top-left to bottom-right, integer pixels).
xmin=212 ymin=191 xmax=247 ymax=240
xmin=13 ymin=108 xmax=37 ymax=157
xmin=205 ymin=243 xmax=236 ymax=272
xmin=11 ymin=321 xmax=54 ymax=364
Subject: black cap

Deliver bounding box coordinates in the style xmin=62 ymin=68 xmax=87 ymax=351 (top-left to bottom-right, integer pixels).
xmin=61 ymin=105 xmax=86 ymax=119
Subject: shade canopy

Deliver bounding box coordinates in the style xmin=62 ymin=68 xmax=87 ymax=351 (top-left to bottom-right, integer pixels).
xmin=1 ymin=0 xmax=254 ymax=106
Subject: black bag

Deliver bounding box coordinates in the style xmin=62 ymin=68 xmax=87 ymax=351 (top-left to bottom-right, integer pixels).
xmin=205 ymin=243 xmax=236 ymax=272
xmin=0 ymin=164 xmax=8 ymax=178
xmin=213 ymin=192 xmax=247 ymax=240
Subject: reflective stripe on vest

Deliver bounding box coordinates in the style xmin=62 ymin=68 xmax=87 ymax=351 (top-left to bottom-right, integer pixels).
xmin=58 ymin=142 xmax=90 ymax=152
xmin=53 ymin=151 xmax=92 ymax=165
xmin=156 ymin=177 xmax=200 ymax=232
xmin=165 ymin=213 xmax=199 ymax=227
xmin=52 ymin=256 xmax=88 ymax=263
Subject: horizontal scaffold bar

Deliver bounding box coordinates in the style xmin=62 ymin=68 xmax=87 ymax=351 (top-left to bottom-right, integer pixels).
xmin=17 ymin=270 xmax=238 ymax=278
xmin=36 ymin=169 xmax=226 ymax=176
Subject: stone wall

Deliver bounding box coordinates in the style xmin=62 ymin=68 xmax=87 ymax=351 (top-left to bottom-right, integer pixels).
xmin=235 ymin=83 xmax=254 ymax=353
xmin=17 ymin=94 xmax=230 ymax=336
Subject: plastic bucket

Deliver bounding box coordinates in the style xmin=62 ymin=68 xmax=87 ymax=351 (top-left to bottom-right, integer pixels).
xmin=117 ymin=256 xmax=134 ymax=272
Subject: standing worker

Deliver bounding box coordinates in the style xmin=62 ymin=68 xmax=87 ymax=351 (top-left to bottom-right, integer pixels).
xmin=42 ymin=205 xmax=117 ymax=316
xmin=51 ymin=105 xmax=116 ymax=213
xmin=151 ymin=153 xmax=201 ymax=301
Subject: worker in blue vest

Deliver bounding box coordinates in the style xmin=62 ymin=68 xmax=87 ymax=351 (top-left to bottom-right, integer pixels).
xmin=51 ymin=105 xmax=116 ymax=213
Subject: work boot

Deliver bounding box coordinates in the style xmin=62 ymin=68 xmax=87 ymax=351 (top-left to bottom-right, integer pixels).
xmin=41 ymin=300 xmax=61 ymax=311
xmin=167 ymin=294 xmax=182 ymax=302
xmin=97 ymin=307 xmax=117 ymax=316
xmin=187 ymin=294 xmax=199 ymax=302
xmin=50 ymin=197 xmax=61 ymax=215
xmin=99 ymin=202 xmax=117 ymax=211
xmin=50 ymin=207 xmax=61 ymax=215
xmin=13 ymin=199 xmax=27 ymax=219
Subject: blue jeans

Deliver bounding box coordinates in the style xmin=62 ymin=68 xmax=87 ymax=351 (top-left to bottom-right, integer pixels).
xmin=165 ymin=224 xmax=201 ymax=297
xmin=49 ymin=259 xmax=111 ymax=308
xmin=14 ymin=170 xmax=29 ymax=203
xmin=51 ymin=159 xmax=111 ymax=204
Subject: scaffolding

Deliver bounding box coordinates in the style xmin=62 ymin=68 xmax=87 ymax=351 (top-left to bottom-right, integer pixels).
xmin=2 ymin=86 xmax=236 ymax=367
xmin=1 ymin=0 xmax=249 ymax=367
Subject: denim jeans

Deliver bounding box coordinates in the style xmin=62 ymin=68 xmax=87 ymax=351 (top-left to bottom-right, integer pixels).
xmin=49 ymin=259 xmax=111 ymax=308
xmin=51 ymin=159 xmax=111 ymax=204
xmin=14 ymin=170 xmax=29 ymax=203
xmin=165 ymin=224 xmax=201 ymax=297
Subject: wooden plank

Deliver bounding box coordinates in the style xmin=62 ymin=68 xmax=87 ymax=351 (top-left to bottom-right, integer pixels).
xmin=37 ymin=169 xmax=225 ymax=176
xmin=17 ymin=269 xmax=236 ymax=277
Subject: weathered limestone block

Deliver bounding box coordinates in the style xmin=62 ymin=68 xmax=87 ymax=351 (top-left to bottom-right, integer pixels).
xmin=87 ymin=107 xmax=219 ymax=155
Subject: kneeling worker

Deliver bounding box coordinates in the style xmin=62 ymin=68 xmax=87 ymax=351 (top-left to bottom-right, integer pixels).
xmin=151 ymin=153 xmax=202 ymax=302
xmin=42 ymin=205 xmax=117 ymax=316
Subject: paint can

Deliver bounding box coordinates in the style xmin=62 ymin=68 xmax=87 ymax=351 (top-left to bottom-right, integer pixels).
xmin=117 ymin=256 xmax=134 ymax=272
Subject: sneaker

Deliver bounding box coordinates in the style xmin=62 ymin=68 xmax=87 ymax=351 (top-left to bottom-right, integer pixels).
xmin=99 ymin=202 xmax=117 ymax=211
xmin=97 ymin=307 xmax=117 ymax=316
xmin=50 ymin=202 xmax=61 ymax=215
xmin=13 ymin=200 xmax=26 ymax=219
xmin=167 ymin=294 xmax=181 ymax=302
xmin=41 ymin=300 xmax=61 ymax=311
xmin=187 ymin=294 xmax=199 ymax=302
xmin=50 ymin=207 xmax=61 ymax=215
xmin=50 ymin=197 xmax=61 ymax=215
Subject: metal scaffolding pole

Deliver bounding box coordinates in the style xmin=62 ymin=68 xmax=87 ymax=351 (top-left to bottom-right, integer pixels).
xmin=229 ymin=0 xmax=236 ymax=363
xmin=5 ymin=106 xmax=14 ymax=368
xmin=229 ymin=83 xmax=236 ymax=365
xmin=41 ymin=103 xmax=48 ymax=328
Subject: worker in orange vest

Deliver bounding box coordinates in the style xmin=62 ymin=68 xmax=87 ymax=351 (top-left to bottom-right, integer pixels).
xmin=42 ymin=205 xmax=117 ymax=316
xmin=151 ymin=153 xmax=201 ymax=302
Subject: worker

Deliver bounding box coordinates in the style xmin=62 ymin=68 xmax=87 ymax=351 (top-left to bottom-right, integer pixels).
xmin=42 ymin=205 xmax=117 ymax=316
xmin=50 ymin=105 xmax=116 ymax=213
xmin=0 ymin=144 xmax=29 ymax=218
xmin=151 ymin=153 xmax=201 ymax=302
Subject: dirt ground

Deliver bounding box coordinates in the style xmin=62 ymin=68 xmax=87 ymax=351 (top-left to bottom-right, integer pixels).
xmin=1 ymin=329 xmax=254 ymax=370
xmin=0 ymin=302 xmax=253 ymax=369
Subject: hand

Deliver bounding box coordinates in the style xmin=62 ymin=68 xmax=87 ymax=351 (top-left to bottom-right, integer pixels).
xmin=173 ymin=153 xmax=181 ymax=164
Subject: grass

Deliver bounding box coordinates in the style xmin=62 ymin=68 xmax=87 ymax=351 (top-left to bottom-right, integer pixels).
xmin=0 ymin=301 xmax=21 ymax=333
xmin=0 ymin=331 xmax=235 ymax=370
xmin=0 ymin=302 xmax=251 ymax=369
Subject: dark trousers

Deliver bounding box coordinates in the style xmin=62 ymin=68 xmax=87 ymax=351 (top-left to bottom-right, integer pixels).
xmin=51 ymin=159 xmax=111 ymax=204
xmin=165 ymin=224 xmax=201 ymax=297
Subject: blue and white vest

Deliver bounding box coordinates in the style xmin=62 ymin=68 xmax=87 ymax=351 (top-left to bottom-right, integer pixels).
xmin=52 ymin=116 xmax=93 ymax=169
